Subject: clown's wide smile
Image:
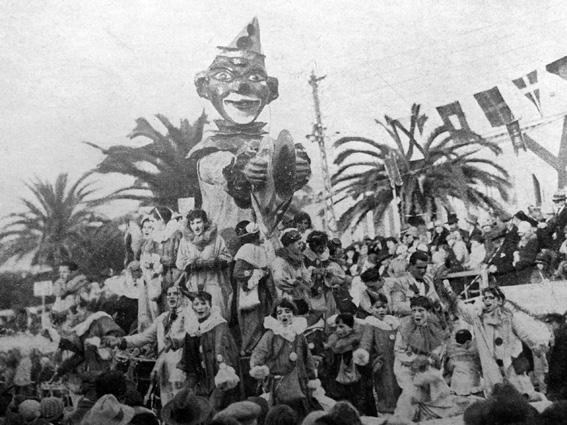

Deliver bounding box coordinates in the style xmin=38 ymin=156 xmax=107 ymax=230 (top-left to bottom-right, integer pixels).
xmin=223 ymin=94 xmax=262 ymax=123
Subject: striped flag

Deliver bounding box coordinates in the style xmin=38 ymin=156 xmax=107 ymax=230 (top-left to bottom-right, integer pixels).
xmin=546 ymin=56 xmax=567 ymax=81
xmin=436 ymin=101 xmax=471 ymax=131
xmin=512 ymin=70 xmax=542 ymax=116
xmin=473 ymin=86 xmax=514 ymax=127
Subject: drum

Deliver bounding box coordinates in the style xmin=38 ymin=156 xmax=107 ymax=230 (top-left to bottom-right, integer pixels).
xmin=132 ymin=357 xmax=156 ymax=396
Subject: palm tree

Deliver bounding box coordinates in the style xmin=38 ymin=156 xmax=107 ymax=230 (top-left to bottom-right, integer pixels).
xmin=332 ymin=104 xmax=511 ymax=231
xmin=86 ymin=112 xmax=207 ymax=210
xmin=0 ymin=173 xmax=109 ymax=269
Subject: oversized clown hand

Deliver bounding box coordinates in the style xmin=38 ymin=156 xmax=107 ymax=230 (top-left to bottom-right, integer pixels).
xmin=243 ymin=144 xmax=311 ymax=190
xmin=294 ymin=144 xmax=311 ymax=190
xmin=243 ymin=156 xmax=269 ymax=188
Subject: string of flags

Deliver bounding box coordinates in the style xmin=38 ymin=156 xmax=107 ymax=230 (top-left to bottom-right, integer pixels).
xmin=435 ymin=55 xmax=567 ymax=156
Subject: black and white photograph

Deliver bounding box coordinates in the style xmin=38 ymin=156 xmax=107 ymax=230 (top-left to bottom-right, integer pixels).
xmin=2 ymin=1 xmax=567 ymax=424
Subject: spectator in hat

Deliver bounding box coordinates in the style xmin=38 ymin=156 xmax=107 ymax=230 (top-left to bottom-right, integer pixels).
xmin=215 ymin=401 xmax=262 ymax=425
xmin=356 ymin=268 xmax=384 ymax=318
xmin=488 ymin=212 xmax=520 ymax=286
xmin=530 ymin=250 xmax=554 ymax=283
xmin=161 ymin=388 xmax=212 ymax=425
xmin=17 ymin=399 xmax=41 ymax=424
xmin=79 ymin=394 xmax=134 ymax=425
xmin=547 ymin=190 xmax=567 ymax=251
xmin=271 ymin=228 xmax=312 ymax=305
xmin=246 ymin=397 xmax=269 ymax=425
xmin=327 ymin=402 xmax=362 ymax=425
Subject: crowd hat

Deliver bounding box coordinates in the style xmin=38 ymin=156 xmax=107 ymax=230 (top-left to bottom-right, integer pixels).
xmin=553 ymin=190 xmax=566 ymax=202
xmin=535 ymin=251 xmax=552 ymax=265
xmin=81 ymin=394 xmax=135 ymax=425
xmin=18 ymin=399 xmax=41 ymax=423
xmin=280 ymin=228 xmax=302 ymax=246
xmin=40 ymin=397 xmax=64 ymax=422
xmin=161 ymin=387 xmax=212 ymax=425
xmin=214 ymin=401 xmax=262 ymax=423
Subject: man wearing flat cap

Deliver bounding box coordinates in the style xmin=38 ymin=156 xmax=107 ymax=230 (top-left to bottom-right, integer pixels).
xmin=213 ymin=401 xmax=262 ymax=425
xmin=487 ymin=212 xmax=520 ymax=286
xmin=546 ymin=190 xmax=567 ymax=252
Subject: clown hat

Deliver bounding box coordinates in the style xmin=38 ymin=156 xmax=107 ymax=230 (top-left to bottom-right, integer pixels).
xmin=218 ymin=17 xmax=263 ymax=56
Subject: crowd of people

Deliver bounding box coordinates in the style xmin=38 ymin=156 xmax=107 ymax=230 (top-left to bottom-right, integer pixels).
xmin=4 ymin=191 xmax=567 ymax=425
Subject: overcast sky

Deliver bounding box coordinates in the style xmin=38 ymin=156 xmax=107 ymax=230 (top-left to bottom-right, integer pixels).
xmin=3 ymin=0 xmax=567 ymax=218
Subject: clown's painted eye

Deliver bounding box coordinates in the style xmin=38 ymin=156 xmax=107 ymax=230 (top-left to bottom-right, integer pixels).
xmin=212 ymin=70 xmax=234 ymax=82
xmin=248 ymin=72 xmax=266 ymax=82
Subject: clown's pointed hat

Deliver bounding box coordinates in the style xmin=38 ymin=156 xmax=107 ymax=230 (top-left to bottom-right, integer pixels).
xmin=218 ymin=17 xmax=263 ymax=56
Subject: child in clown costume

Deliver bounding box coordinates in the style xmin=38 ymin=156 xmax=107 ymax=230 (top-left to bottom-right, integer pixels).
xmin=354 ymin=293 xmax=401 ymax=415
xmin=249 ymin=299 xmax=319 ymax=416
xmin=175 ymin=291 xmax=240 ymax=411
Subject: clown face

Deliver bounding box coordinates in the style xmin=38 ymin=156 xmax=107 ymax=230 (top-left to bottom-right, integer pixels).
xmin=192 ymin=297 xmax=212 ymax=320
xmin=196 ymin=54 xmax=278 ymax=125
xmin=276 ymin=306 xmax=294 ymax=327
xmin=166 ymin=286 xmax=181 ymax=310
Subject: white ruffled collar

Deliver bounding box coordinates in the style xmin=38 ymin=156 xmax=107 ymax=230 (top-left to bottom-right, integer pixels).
xmin=362 ymin=315 xmax=400 ymax=331
xmin=263 ymin=316 xmax=307 ymax=342
xmin=185 ymin=306 xmax=226 ymax=337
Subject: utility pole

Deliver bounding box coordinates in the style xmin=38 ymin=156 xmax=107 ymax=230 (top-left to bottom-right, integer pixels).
xmin=308 ymin=71 xmax=338 ymax=236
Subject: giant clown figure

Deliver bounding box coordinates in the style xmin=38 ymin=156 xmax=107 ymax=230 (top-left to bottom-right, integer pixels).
xmin=188 ymin=17 xmax=311 ymax=246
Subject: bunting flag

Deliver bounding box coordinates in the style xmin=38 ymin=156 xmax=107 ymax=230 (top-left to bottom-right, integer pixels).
xmin=473 ymin=86 xmax=514 ymax=127
xmin=512 ymin=70 xmax=542 ymax=116
xmin=506 ymin=120 xmax=526 ymax=155
xmin=546 ymin=56 xmax=567 ymax=81
xmin=436 ymin=101 xmax=471 ymax=131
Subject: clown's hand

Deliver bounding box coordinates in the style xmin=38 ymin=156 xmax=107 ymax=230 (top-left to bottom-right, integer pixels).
xmin=294 ymin=144 xmax=311 ymax=190
xmin=214 ymin=363 xmax=240 ymax=391
xmin=244 ymin=156 xmax=268 ymax=188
